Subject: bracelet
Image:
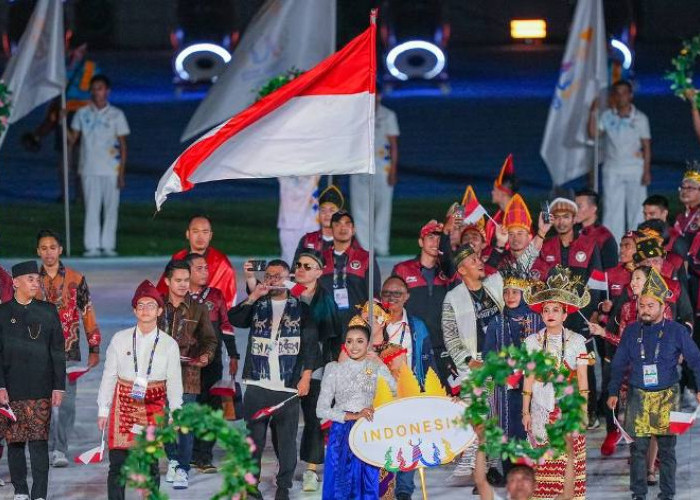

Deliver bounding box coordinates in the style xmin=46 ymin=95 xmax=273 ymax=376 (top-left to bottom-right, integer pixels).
xmin=537 ymin=232 xmax=546 ymax=239
xmin=522 ymin=410 xmax=530 ymax=416
xmin=522 ymin=390 xmax=532 ymax=396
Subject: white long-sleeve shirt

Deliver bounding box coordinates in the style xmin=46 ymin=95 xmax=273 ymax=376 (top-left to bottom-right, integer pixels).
xmin=97 ymin=326 xmax=183 ymax=417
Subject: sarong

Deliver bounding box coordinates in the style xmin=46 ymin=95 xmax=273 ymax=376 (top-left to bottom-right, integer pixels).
xmin=108 ymin=378 xmax=167 ymax=450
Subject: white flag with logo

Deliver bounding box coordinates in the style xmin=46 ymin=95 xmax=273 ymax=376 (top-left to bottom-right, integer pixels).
xmin=0 ymin=0 xmax=65 ymax=149
xmin=180 ymin=0 xmax=336 ymax=142
xmin=540 ymin=0 xmax=607 ymax=186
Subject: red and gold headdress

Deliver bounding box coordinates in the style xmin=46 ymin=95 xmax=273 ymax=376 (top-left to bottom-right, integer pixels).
xmin=503 ymin=193 xmax=532 ymax=232
xmin=494 ymin=154 xmax=515 ymax=195
xmin=524 ymin=265 xmax=591 ymax=314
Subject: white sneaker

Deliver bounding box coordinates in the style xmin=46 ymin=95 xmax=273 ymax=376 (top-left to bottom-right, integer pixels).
xmin=14 ymin=495 xmax=30 ymax=500
xmin=165 ymin=460 xmax=179 ymax=482
xmin=52 ymin=450 xmax=69 ymax=467
xmin=103 ymin=249 xmax=119 ymax=257
xmin=173 ymin=468 xmax=188 ymax=489
xmin=83 ymin=249 xmax=102 ymax=258
xmin=302 ymin=470 xmax=319 ymax=492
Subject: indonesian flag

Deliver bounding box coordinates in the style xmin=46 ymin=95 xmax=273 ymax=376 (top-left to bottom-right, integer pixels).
xmin=74 ymin=428 xmax=105 ymax=465
xmin=669 ymin=407 xmax=700 ymax=435
xmin=209 ymin=379 xmax=236 ymax=397
xmin=251 ymin=394 xmax=299 ymax=420
xmin=506 ymin=370 xmax=523 ymax=389
xmin=66 ymin=366 xmax=90 ymax=383
xmin=612 ymin=413 xmax=634 ymax=444
xmin=586 ymin=270 xmax=608 ymax=291
xmin=283 ymin=280 xmax=307 ymax=298
xmin=463 ymin=197 xmax=488 ymax=225
xmin=0 ymin=405 xmax=16 ymax=422
xmin=155 ymin=14 xmax=377 ymax=209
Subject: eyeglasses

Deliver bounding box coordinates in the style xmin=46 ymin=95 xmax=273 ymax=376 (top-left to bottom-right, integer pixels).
xmin=679 ymin=185 xmax=700 ymax=192
xmin=136 ymin=302 xmax=159 ymax=311
xmin=264 ymin=273 xmax=284 ymax=281
xmin=380 ymin=290 xmax=405 ymax=299
xmin=295 ymin=262 xmax=319 ymax=271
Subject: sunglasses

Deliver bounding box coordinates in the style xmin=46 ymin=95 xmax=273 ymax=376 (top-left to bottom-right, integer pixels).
xmin=295 ymin=262 xmax=319 ymax=271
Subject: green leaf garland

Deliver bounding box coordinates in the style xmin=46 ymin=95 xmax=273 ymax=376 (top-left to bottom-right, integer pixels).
xmin=122 ymin=403 xmax=258 ymax=500
xmin=255 ymin=68 xmax=305 ymax=101
xmin=461 ymin=344 xmax=586 ymax=463
xmin=0 ymin=80 xmax=12 ymax=135
xmin=666 ymin=35 xmax=700 ymax=108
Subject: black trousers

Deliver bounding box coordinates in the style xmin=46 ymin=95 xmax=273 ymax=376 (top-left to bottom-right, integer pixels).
xmin=192 ymin=362 xmax=223 ymax=464
xmin=630 ymin=435 xmax=676 ymax=499
xmin=243 ymin=385 xmax=300 ymax=492
xmin=8 ymin=440 xmax=48 ymax=499
xmin=299 ymin=379 xmax=324 ymax=465
xmin=108 ymin=449 xmax=160 ymax=500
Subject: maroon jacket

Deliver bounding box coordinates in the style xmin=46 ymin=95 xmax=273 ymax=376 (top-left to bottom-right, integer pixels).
xmin=580 ymin=223 xmax=618 ymax=270
xmin=0 ymin=266 xmax=13 ymax=303
xmin=532 ymin=231 xmax=602 ymax=281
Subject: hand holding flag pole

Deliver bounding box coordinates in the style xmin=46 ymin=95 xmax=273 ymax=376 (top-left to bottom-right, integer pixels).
xmin=250 ymin=394 xmax=299 ymax=421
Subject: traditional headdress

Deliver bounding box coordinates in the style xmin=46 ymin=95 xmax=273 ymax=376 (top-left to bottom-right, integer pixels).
xmin=503 ymin=193 xmax=532 ymax=232
xmin=640 ymin=267 xmax=671 ymax=304
xmin=524 ymin=265 xmax=591 ymax=313
xmin=549 ymin=197 xmax=578 ymax=215
xmin=682 ymin=162 xmax=700 ymax=186
xmin=453 ymin=243 xmax=476 ymax=267
xmin=633 ymin=227 xmax=665 ymax=263
xmin=355 ymin=300 xmax=390 ymax=326
xmin=319 ymin=184 xmax=345 ymax=210
xmin=494 ymin=154 xmax=515 ymax=195
xmin=132 ymin=280 xmax=165 ymax=309
xmin=502 ymin=265 xmax=532 ymax=292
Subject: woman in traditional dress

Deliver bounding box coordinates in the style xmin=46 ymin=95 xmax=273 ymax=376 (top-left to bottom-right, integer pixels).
xmin=318 ymin=321 xmax=396 ymax=500
xmin=484 ymin=267 xmax=544 ymax=477
xmin=521 ymin=265 xmax=590 ymax=500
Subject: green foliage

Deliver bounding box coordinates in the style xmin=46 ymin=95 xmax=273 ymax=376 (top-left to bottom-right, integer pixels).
xmin=0 ymin=80 xmax=11 ymax=135
xmin=122 ymin=403 xmax=258 ymax=499
xmin=255 ymin=68 xmax=306 ymax=101
xmin=461 ymin=344 xmax=586 ymax=463
xmin=666 ymin=35 xmax=700 ymax=107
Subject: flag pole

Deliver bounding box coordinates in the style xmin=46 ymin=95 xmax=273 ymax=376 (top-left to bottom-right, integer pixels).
xmin=367 ymin=9 xmax=378 ymax=328
xmin=592 ymin=96 xmax=600 ymax=193
xmin=60 ymin=90 xmax=71 ymax=256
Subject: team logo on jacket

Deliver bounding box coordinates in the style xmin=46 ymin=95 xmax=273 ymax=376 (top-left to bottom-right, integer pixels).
xmin=405 ymin=276 xmax=418 ymax=283
xmin=545 ymin=255 xmax=555 ymax=262
xmin=575 ymin=251 xmax=586 ymax=263
xmin=350 ymin=260 xmax=361 ymax=270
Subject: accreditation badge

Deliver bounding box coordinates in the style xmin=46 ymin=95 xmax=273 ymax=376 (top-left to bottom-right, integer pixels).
xmin=334 ymin=288 xmax=350 ymax=310
xmin=643 ymin=364 xmax=659 ymax=388
xmin=130 ymin=376 xmax=148 ymax=401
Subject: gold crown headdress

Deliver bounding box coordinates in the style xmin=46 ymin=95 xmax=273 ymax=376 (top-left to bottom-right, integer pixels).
xmin=683 ymin=161 xmax=700 ymax=185
xmin=523 ymin=265 xmax=591 ymax=313
xmin=502 ymin=265 xmax=532 ymax=292
xmin=640 ymin=267 xmax=671 ymax=304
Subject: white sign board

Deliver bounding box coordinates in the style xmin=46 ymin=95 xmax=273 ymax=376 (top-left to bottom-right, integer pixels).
xmin=349 ymin=396 xmax=475 ymax=469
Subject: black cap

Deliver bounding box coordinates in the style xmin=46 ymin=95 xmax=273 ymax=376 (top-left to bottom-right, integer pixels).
xmin=297 ymin=249 xmax=325 ymax=269
xmin=12 ymin=260 xmax=39 ymax=278
xmin=331 ymin=210 xmax=354 ymax=225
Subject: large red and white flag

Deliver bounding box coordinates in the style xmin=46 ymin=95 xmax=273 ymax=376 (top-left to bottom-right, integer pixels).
xmin=155 ymin=16 xmax=377 ymax=209
xmin=586 ymin=270 xmax=608 ymax=291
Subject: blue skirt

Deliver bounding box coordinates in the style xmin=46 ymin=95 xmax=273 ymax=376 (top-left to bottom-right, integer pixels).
xmin=323 ymin=421 xmax=379 ymax=500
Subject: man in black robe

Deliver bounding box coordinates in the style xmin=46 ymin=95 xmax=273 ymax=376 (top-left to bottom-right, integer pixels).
xmin=0 ymin=261 xmax=65 ymax=500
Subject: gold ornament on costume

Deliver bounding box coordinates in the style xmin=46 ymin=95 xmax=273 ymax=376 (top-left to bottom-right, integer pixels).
xmin=357 ymin=300 xmax=390 ymax=326
xmin=633 ymin=228 xmax=666 ymax=264
xmin=683 ymin=162 xmax=700 ymax=186
xmin=453 ymin=243 xmax=476 ymax=267
xmin=502 ymin=265 xmax=532 ymax=292
xmin=524 ymin=265 xmax=591 ymax=313
xmin=348 ymin=315 xmax=368 ymax=328
xmin=640 ymin=267 xmax=671 ymax=304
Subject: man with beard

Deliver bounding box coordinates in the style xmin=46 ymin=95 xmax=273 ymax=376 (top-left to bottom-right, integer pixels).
xmin=392 ymin=220 xmax=457 ymax=388
xmin=320 ymin=211 xmax=380 ymax=330
xmin=229 ymin=260 xmax=317 ymax=500
xmin=608 ymin=269 xmax=700 ymax=500
xmin=157 ymin=215 xmax=237 ymax=308
xmin=184 ymin=253 xmax=239 ymax=473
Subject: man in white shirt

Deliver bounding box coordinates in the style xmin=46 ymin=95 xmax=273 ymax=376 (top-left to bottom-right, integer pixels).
xmin=350 ymin=92 xmax=400 ymax=256
xmin=97 ymin=280 xmax=182 ymax=500
xmin=588 ymin=80 xmax=652 ymax=242
xmin=278 ymin=175 xmax=320 ymax=266
xmin=70 ymin=74 xmax=130 ymax=257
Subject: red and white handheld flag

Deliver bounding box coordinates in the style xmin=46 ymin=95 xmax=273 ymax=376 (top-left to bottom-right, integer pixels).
xmin=0 ymin=405 xmax=17 ymax=422
xmin=155 ymin=15 xmax=377 ymax=209
xmin=283 ymin=280 xmax=307 ymax=299
xmin=66 ymin=366 xmax=90 ymax=383
xmin=612 ymin=413 xmax=634 ymax=444
xmin=251 ymin=394 xmax=299 ymax=420
xmin=74 ymin=428 xmax=105 ymax=464
xmin=209 ymin=379 xmax=236 ymax=397
xmin=462 ymin=197 xmax=488 ymax=225
xmin=586 ymin=270 xmax=608 ymax=291
xmin=669 ymin=406 xmax=700 ymax=435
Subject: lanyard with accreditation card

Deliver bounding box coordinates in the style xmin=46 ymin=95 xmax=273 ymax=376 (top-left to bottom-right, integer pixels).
xmin=131 ymin=328 xmax=160 ymax=400
xmin=639 ymin=325 xmax=663 ymax=388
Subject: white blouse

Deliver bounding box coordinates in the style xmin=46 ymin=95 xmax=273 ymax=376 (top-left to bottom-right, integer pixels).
xmin=97 ymin=326 xmax=183 ymax=417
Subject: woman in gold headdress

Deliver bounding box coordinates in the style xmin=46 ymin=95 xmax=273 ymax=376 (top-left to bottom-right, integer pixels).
xmin=522 ymin=265 xmax=590 ymax=500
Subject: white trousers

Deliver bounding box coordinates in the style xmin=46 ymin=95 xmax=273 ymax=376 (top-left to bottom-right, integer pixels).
xmin=349 ymin=173 xmax=393 ymax=255
xmin=82 ymin=174 xmax=120 ymax=252
xmin=602 ymin=166 xmax=646 ymax=243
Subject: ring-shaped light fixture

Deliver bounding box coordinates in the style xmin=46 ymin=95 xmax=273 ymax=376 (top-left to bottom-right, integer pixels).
xmin=386 ymin=40 xmax=446 ymax=81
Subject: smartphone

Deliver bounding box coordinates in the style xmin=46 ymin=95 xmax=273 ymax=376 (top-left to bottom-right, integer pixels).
xmin=454 ymin=205 xmax=465 ymax=226
xmin=249 ymin=260 xmax=267 ymax=272
xmin=540 ymin=201 xmax=550 ymax=224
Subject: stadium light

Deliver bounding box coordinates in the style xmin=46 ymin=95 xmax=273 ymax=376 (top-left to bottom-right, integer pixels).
xmin=510 ymin=19 xmax=547 ymax=40
xmin=611 ymin=38 xmax=633 ymax=70
xmin=385 ymin=40 xmax=446 ymax=81
xmin=174 ymin=43 xmax=231 ymax=81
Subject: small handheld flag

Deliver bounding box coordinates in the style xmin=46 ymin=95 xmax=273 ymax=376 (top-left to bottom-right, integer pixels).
xmin=209 ymin=379 xmax=236 ymax=397
xmin=66 ymin=365 xmax=90 ymax=383
xmin=462 ymin=197 xmax=488 ymax=225
xmin=669 ymin=406 xmax=700 ymax=435
xmin=587 ymin=270 xmax=608 ymax=296
xmin=612 ymin=413 xmax=634 ymax=444
xmin=251 ymin=394 xmax=299 ymax=420
xmin=74 ymin=427 xmax=105 ymax=464
xmin=0 ymin=405 xmax=17 ymax=422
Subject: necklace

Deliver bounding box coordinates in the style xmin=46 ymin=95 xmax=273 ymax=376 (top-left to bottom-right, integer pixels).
xmin=28 ymin=324 xmax=41 ymax=340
